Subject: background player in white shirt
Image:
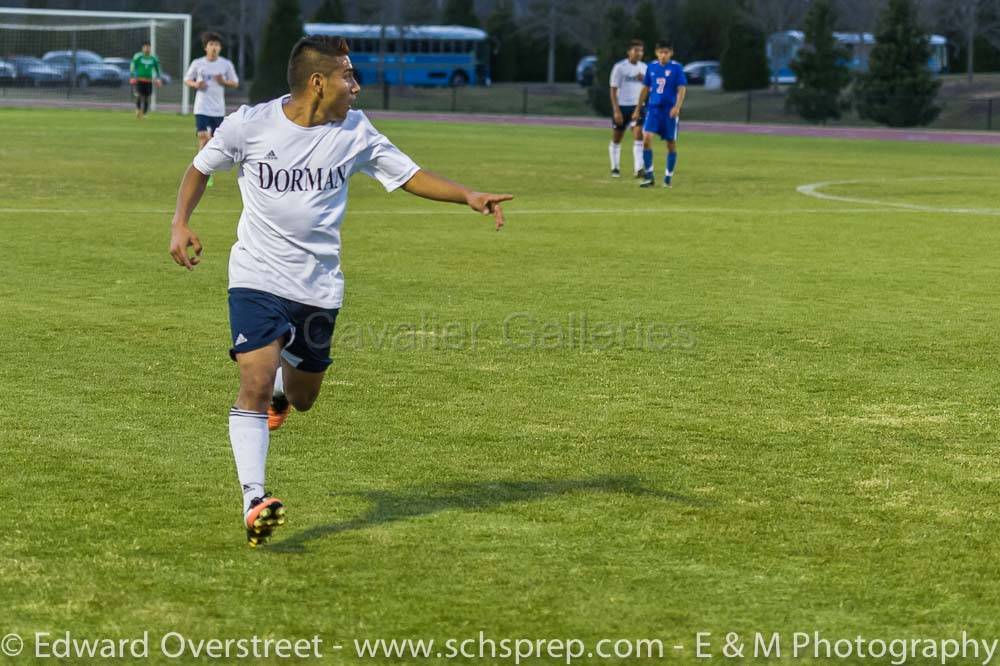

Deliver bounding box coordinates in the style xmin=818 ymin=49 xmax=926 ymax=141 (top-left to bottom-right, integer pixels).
xmin=608 ymin=40 xmax=647 ymax=178
xmin=184 ymin=32 xmax=239 ymax=153
xmin=168 ymin=35 xmax=513 ymax=547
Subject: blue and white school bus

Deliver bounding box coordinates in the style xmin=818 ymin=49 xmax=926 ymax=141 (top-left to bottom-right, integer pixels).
xmin=304 ymin=23 xmax=490 ymax=87
xmin=767 ymin=30 xmax=949 ymax=84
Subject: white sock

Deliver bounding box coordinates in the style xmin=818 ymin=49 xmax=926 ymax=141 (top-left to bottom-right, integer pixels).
xmin=229 ymin=408 xmax=269 ymax=514
xmin=273 ymin=365 xmax=285 ymax=397
xmin=609 ymin=141 xmax=621 ymax=170
xmin=633 ymin=141 xmax=644 ymax=174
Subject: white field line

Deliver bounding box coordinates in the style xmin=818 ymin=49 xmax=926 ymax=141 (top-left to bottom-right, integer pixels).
xmin=0 ymin=206 xmax=986 ymax=217
xmin=796 ymin=177 xmax=1000 ymax=216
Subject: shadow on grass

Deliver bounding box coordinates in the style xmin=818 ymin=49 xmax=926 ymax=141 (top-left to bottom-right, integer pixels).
xmin=270 ymin=476 xmax=704 ymax=553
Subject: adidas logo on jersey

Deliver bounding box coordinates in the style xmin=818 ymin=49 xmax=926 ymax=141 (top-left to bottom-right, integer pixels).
xmin=264 ymin=150 xmax=278 ymax=160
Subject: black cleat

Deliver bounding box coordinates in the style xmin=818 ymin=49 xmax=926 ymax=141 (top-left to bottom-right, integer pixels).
xmin=611 ymin=168 xmax=621 ymax=178
xmin=639 ymin=174 xmax=655 ymax=188
xmin=244 ymin=493 xmax=286 ymax=548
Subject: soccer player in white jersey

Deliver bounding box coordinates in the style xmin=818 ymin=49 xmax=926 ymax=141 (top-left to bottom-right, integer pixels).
xmin=184 ymin=32 xmax=239 ymax=154
xmin=168 ymin=35 xmax=513 ymax=547
xmin=608 ymin=39 xmax=647 ymax=178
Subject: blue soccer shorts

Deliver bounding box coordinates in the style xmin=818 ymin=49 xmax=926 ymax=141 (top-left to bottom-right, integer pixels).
xmin=613 ymin=104 xmax=644 ymax=131
xmin=643 ymin=106 xmax=680 ymax=141
xmin=195 ymin=114 xmax=224 ymax=136
xmin=228 ymin=288 xmax=339 ymax=373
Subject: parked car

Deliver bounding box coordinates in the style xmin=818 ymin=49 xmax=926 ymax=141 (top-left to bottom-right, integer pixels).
xmin=683 ymin=60 xmax=720 ymax=86
xmin=6 ymin=56 xmax=64 ymax=86
xmin=103 ymin=57 xmax=172 ymax=85
xmin=576 ymin=55 xmax=597 ymax=87
xmin=42 ymin=50 xmax=124 ymax=87
xmin=0 ymin=59 xmax=16 ymax=85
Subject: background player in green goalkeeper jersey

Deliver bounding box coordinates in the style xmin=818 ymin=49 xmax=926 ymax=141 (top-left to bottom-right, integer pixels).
xmin=130 ymin=41 xmax=162 ymax=120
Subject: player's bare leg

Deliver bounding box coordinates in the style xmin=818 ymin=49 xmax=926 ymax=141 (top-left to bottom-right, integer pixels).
xmin=283 ymin=361 xmax=325 ymax=412
xmin=231 ymin=339 xmax=286 ymax=546
xmin=268 ymin=359 xmax=325 ymax=430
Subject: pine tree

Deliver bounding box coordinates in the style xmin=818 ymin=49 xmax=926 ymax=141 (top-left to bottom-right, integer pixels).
xmin=632 ymin=1 xmax=658 ymax=59
xmin=486 ymin=1 xmax=520 ymax=82
xmin=719 ymin=19 xmax=769 ymax=91
xmin=589 ymin=5 xmax=634 ymax=116
xmin=787 ymin=0 xmax=850 ymax=123
xmin=443 ymin=0 xmax=480 ymax=27
xmin=250 ymin=0 xmax=304 ymax=103
xmin=681 ymin=0 xmax=739 ymax=62
xmin=311 ymin=0 xmax=344 ymax=23
xmin=855 ymin=0 xmax=941 ymax=127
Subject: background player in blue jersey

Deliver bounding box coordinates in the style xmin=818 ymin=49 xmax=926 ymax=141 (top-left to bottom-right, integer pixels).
xmin=634 ymin=40 xmax=687 ymax=188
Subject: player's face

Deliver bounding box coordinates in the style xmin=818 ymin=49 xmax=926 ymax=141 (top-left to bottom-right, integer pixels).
xmin=656 ymin=47 xmax=672 ymax=64
xmin=628 ymin=46 xmax=644 ymax=63
xmin=317 ymin=56 xmax=360 ymax=122
xmin=205 ymin=41 xmax=221 ymax=59
xmin=142 ymin=44 xmax=151 ymax=55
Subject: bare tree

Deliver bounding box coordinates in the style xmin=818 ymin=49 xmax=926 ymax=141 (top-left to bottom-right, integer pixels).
xmin=834 ymin=0 xmax=885 ymax=35
xmin=932 ymin=0 xmax=1000 ymax=82
xmin=519 ymin=0 xmax=597 ymax=84
xmin=742 ymin=0 xmax=810 ymax=34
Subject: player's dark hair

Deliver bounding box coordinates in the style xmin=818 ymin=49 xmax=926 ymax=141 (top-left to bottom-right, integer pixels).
xmin=628 ymin=39 xmax=644 ymax=50
xmin=202 ymin=31 xmax=223 ymax=48
xmin=141 ymin=40 xmax=151 ymax=47
xmin=287 ymin=35 xmax=351 ymax=93
xmin=655 ymin=40 xmax=673 ymax=50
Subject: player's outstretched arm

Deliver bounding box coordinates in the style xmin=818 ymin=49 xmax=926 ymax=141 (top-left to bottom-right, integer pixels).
xmin=401 ymin=169 xmax=513 ymax=231
xmin=169 ymin=164 xmax=209 ymax=270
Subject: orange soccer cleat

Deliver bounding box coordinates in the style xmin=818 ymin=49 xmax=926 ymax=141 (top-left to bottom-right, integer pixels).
xmin=268 ymin=394 xmax=290 ymax=431
xmin=244 ymin=493 xmax=286 ymax=547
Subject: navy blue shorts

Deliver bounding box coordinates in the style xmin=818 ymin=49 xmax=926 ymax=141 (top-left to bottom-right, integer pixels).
xmin=228 ymin=288 xmax=339 ymax=373
xmin=195 ymin=114 xmax=224 ymax=135
xmin=643 ymin=106 xmax=680 ymax=141
xmin=613 ymin=104 xmax=644 ymax=131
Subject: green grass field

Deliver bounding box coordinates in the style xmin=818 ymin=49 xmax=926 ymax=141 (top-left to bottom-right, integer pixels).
xmin=3 ymin=107 xmax=1000 ymax=664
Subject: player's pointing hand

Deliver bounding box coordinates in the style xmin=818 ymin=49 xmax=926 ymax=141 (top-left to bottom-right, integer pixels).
xmin=467 ymin=192 xmax=514 ymax=231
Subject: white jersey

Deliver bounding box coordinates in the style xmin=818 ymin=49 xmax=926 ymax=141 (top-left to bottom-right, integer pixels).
xmin=185 ymin=56 xmax=238 ymax=117
xmin=192 ymin=96 xmax=420 ymax=308
xmin=609 ymin=59 xmax=647 ymax=106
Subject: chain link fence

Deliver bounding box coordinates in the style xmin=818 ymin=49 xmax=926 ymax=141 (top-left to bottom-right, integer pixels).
xmin=1 ymin=78 xmax=996 ymax=132
xmin=348 ymin=82 xmax=998 ymax=131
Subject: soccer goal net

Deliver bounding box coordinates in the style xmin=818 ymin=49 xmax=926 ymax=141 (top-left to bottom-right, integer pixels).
xmin=0 ymin=8 xmax=191 ymax=113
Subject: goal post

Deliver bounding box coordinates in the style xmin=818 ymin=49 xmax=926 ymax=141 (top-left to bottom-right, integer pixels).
xmin=0 ymin=7 xmax=192 ymax=114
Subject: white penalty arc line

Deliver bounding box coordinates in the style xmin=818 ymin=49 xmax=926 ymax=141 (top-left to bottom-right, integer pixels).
xmin=797 ymin=177 xmax=1000 ymax=216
